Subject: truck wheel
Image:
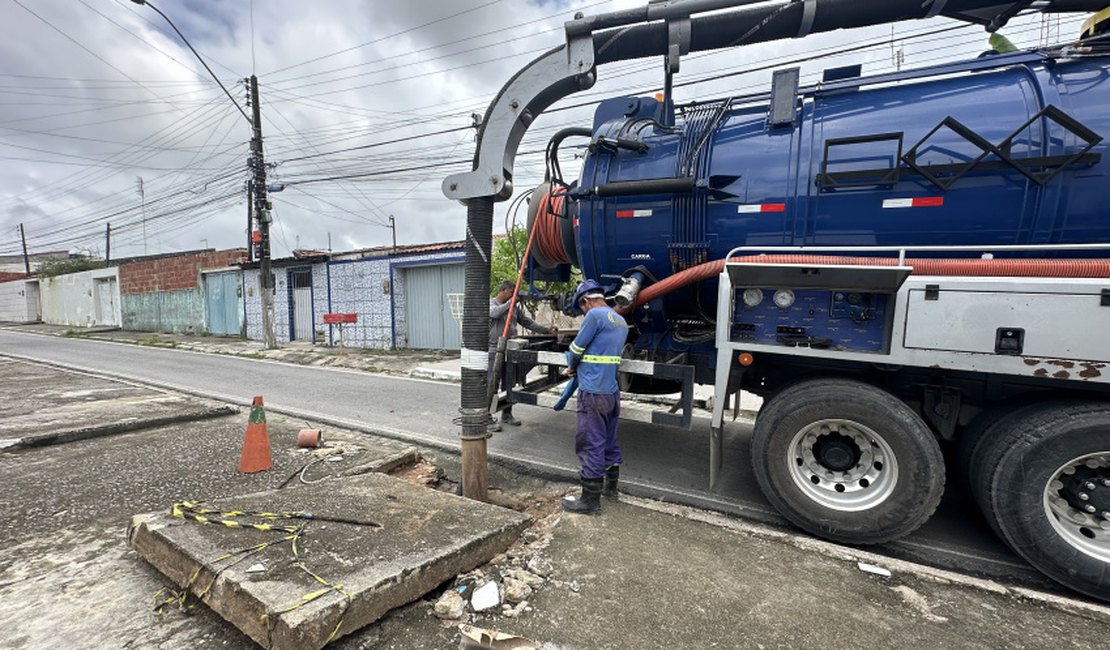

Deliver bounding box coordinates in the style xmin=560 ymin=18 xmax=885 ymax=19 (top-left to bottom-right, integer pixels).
xmin=962 ymin=402 xmax=1052 ymax=538
xmin=985 ymin=403 xmax=1110 ymax=602
xmin=955 ymin=402 xmax=1022 ymax=490
xmin=751 ymin=378 xmax=945 ymax=545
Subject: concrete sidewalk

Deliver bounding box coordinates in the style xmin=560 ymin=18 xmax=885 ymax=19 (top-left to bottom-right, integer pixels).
xmin=1 ymin=357 xmax=1109 ymax=649
xmin=0 ymin=357 xmax=233 ymax=450
xmin=1 ymin=322 xmax=457 ymax=378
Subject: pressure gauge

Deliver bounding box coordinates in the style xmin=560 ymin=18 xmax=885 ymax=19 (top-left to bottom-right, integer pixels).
xmin=773 ymin=289 xmax=796 ymax=309
xmin=741 ymin=288 xmax=764 ymax=307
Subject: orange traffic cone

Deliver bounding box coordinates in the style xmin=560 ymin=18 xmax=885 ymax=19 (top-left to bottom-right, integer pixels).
xmin=238 ymin=396 xmax=272 ymax=473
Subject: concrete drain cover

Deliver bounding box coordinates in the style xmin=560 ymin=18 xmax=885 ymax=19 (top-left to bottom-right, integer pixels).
xmin=129 ymin=472 xmax=530 ymax=649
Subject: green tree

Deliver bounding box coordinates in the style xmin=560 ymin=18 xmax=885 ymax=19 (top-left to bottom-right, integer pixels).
xmin=489 ymin=227 xmax=580 ymax=298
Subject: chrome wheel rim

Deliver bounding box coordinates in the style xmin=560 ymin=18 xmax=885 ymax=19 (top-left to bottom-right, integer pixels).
xmin=1042 ymin=452 xmax=1110 ymax=563
xmin=787 ymin=418 xmax=899 ymax=512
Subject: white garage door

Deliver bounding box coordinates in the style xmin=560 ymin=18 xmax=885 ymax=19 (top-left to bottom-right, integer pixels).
xmin=404 ymin=264 xmax=464 ymax=349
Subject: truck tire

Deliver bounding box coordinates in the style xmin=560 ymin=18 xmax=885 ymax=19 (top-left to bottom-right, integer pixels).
xmin=955 ymin=402 xmax=1025 ymax=491
xmin=751 ymin=378 xmax=945 ymax=545
xmin=962 ymin=402 xmax=1053 ymax=538
xmin=984 ymin=403 xmax=1110 ymax=602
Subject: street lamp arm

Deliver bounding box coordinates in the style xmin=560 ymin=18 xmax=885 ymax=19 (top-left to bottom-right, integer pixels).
xmin=131 ymin=0 xmax=252 ymax=124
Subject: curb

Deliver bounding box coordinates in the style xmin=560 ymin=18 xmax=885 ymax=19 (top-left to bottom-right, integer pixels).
xmin=0 ymin=404 xmax=237 ymax=451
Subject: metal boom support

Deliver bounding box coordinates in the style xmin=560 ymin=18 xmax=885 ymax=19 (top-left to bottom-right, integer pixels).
xmin=442 ymin=0 xmax=1107 ymax=501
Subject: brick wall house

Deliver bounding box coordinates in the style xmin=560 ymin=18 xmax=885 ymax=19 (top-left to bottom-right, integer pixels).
xmin=116 ymin=249 xmax=247 ymax=334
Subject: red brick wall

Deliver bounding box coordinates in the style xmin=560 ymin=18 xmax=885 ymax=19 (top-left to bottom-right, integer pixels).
xmin=118 ymin=249 xmax=247 ymax=295
xmin=0 ymin=272 xmax=26 ymax=283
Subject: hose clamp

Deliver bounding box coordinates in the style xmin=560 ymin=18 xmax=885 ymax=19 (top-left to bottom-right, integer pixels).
xmin=796 ymin=0 xmax=816 ymax=38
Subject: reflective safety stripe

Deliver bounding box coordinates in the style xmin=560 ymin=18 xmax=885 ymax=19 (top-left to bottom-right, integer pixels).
xmin=582 ymin=354 xmax=622 ymax=365
xmin=569 ymin=342 xmax=585 ymax=355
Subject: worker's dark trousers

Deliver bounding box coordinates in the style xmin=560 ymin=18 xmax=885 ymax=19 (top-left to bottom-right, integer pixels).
xmin=488 ymin=350 xmax=515 ymax=419
xmin=576 ymin=391 xmax=622 ymax=480
xmin=486 ymin=351 xmax=510 ymax=392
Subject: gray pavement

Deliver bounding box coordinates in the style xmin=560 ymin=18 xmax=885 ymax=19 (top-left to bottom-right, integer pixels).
xmin=0 ymin=328 xmax=1047 ymax=590
xmin=0 ymin=357 xmax=233 ymax=449
xmin=1 ymin=365 xmax=1108 ymax=649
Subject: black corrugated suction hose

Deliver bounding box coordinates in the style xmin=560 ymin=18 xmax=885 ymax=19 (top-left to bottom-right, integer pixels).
xmin=461 ymin=196 xmax=494 ymax=430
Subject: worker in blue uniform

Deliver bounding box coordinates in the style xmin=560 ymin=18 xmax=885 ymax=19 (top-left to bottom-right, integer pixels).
xmin=562 ymin=279 xmax=629 ymax=514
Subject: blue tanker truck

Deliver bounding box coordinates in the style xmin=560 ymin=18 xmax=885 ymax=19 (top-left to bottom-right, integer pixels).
xmin=444 ymin=0 xmax=1110 ymax=602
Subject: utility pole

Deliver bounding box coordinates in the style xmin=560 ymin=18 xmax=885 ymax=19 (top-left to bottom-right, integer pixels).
xmin=105 ymin=223 xmax=111 ymax=264
xmin=246 ymin=180 xmax=254 ymax=262
xmin=19 ymin=223 xmax=30 ymax=274
xmin=389 ymin=214 xmax=397 ymax=250
xmin=131 ymin=0 xmax=267 ymax=337
xmin=249 ymin=74 xmax=277 ymax=349
xmin=136 ymin=176 xmax=147 ymax=256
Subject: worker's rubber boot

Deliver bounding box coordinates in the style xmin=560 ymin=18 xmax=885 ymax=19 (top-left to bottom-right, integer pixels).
xmin=500 ymin=408 xmax=522 ymax=426
xmin=603 ymin=465 xmax=620 ymax=500
xmin=562 ymin=478 xmax=603 ymax=515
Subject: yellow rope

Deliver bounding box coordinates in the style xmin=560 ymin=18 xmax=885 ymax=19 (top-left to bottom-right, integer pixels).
xmin=154 ymin=501 xmax=350 ymax=641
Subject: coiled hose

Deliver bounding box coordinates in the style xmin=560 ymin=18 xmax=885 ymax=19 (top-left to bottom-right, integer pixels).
xmin=533 ymin=189 xmax=571 ymax=266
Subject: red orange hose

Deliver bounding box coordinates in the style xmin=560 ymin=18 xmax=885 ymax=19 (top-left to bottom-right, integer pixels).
xmin=503 ymin=218 xmax=541 ymax=339
xmin=533 ymin=189 xmax=570 ymax=265
xmin=617 ymin=254 xmax=1110 ymax=315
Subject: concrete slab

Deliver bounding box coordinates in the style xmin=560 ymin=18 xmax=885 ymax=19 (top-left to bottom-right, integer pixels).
xmin=129 ymin=472 xmax=530 ymax=649
xmin=0 ymin=357 xmax=234 ymax=449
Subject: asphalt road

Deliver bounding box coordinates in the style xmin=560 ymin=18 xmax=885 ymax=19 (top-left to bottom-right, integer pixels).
xmin=0 ymin=330 xmax=1053 ymax=591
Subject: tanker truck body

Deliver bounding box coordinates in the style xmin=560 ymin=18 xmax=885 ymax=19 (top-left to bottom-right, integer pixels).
xmin=447 ymin=1 xmax=1110 ymax=603
xmin=527 ymin=49 xmax=1110 ymax=384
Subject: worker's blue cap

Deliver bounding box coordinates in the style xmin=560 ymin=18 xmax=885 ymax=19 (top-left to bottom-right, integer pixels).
xmin=570 ymin=279 xmax=604 ymax=314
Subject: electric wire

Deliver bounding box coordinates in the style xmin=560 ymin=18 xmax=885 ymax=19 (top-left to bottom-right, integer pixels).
xmin=262 ymin=0 xmax=505 ymax=76
xmin=1 ymin=8 xmax=1087 ymax=257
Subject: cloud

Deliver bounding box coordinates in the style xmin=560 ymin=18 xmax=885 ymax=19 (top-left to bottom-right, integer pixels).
xmin=0 ymin=0 xmax=1082 ymax=259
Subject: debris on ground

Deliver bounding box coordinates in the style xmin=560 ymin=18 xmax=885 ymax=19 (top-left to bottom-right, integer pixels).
xmin=502 ymin=577 xmax=532 ymax=604
xmin=857 ymin=561 xmax=893 ymax=578
xmin=340 ymin=447 xmax=420 ymax=478
xmin=891 ymin=585 xmax=950 ymax=623
xmin=297 ymin=428 xmax=323 ymax=448
xmin=504 ymin=567 xmax=544 ymax=587
xmin=501 ymin=600 xmax=531 ymax=618
xmin=434 ymin=590 xmax=468 ymax=620
xmin=309 ymin=440 xmax=358 ymax=459
xmin=525 ymin=555 xmax=554 ymax=578
xmin=471 ymin=581 xmax=501 ymax=612
xmin=458 ymin=624 xmax=542 ymax=649
xmin=422 ymin=483 xmax=569 ymax=626
xmin=393 ymin=458 xmax=443 ymax=486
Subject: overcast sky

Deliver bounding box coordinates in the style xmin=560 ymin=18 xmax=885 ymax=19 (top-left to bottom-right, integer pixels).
xmin=0 ymin=0 xmax=1091 ymax=260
